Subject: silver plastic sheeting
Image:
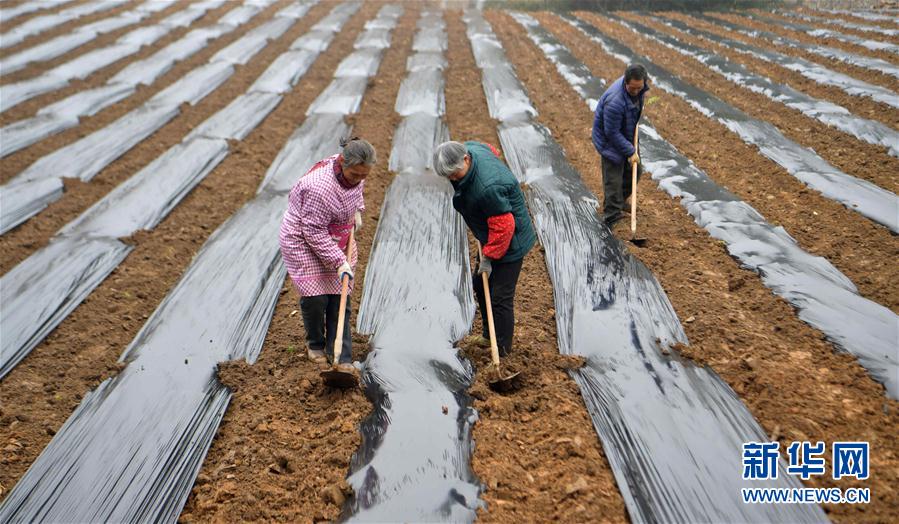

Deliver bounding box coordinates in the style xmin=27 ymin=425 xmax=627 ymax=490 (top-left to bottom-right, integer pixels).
xmin=118 ymin=24 xmax=170 ymax=46
xmin=149 ymin=61 xmax=235 ymax=107
xmin=1 ymin=75 xmax=68 ymax=113
xmin=14 ymin=105 xmax=180 ymax=183
xmin=61 ymin=138 xmax=229 ymax=239
xmin=50 ymin=41 xmax=141 ymax=80
xmin=659 ymin=15 xmax=899 ymax=82
xmin=388 ymin=113 xmax=449 ymax=173
xmin=77 ymin=11 xmax=143 ymax=34
xmin=395 ymin=70 xmax=445 ymax=117
xmin=479 ymin=64 xmax=538 ymax=121
xmin=277 ymin=2 xmax=313 ymax=19
xmin=0 ymin=236 xmax=133 ymax=380
xmin=0 ymin=194 xmax=286 ymax=522
xmin=407 ymin=51 xmax=446 ymax=71
xmin=692 ymin=14 xmax=899 ymax=108
xmin=0 ymin=31 xmax=94 ymax=74
xmin=39 ymin=82 xmax=135 ymax=119
xmin=250 ymin=49 xmax=318 ymax=94
xmin=334 ymin=48 xmax=386 ymax=78
xmin=567 ymin=15 xmax=899 ymax=232
xmin=245 ymin=15 xmax=295 ymax=41
xmin=160 ymin=7 xmax=207 ymax=28
xmin=111 ymin=31 xmax=214 ymax=86
xmin=619 ymin=16 xmax=899 ymax=157
xmin=290 ymin=28 xmax=334 ymax=51
xmin=0 ymin=178 xmax=63 ymax=235
xmin=469 ymin=11 xmax=829 ymax=522
xmin=306 ymin=77 xmax=369 ymax=115
xmin=218 ymin=4 xmax=260 ymax=26
xmin=260 ymin=113 xmax=349 ymax=193
xmin=412 ymin=31 xmax=447 ymax=52
xmin=517 ymin=11 xmax=899 ymax=399
xmin=1 ymin=113 xmax=77 ymax=158
xmin=0 ymin=0 xmax=128 ymax=49
xmin=348 ymin=170 xmax=481 ymax=523
xmin=780 ymin=10 xmax=899 ymax=38
xmin=0 ymin=0 xmax=74 ymax=22
xmin=211 ymin=34 xmax=270 ymax=65
xmin=825 ymin=9 xmax=898 ymax=22
xmin=186 ymin=93 xmax=281 ymax=141
xmin=510 ymin=13 xmax=603 ymax=110
xmin=137 ymin=0 xmax=177 ymax=14
xmin=313 ymin=2 xmax=360 ymax=32
xmin=354 ymin=27 xmax=392 ymax=49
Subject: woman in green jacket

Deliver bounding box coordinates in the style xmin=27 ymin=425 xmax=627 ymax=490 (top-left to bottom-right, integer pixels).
xmin=433 ymin=140 xmax=536 ymax=356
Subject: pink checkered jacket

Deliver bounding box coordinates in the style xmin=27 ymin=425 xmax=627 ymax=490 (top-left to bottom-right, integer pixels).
xmin=279 ymin=154 xmax=364 ymax=297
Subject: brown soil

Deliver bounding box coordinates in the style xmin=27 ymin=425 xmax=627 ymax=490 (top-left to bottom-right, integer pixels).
xmin=667 ymin=12 xmax=899 ymax=127
xmin=613 ymin=12 xmax=899 ymax=194
xmin=533 ymin=11 xmax=899 ymax=522
xmin=448 ymin=9 xmax=628 ymax=523
xmin=0 ymin=0 xmax=136 ymax=59
xmin=180 ymin=3 xmax=417 ymax=522
xmin=572 ymin=11 xmax=899 ymax=314
xmin=0 ymin=0 xmax=184 ymax=86
xmin=0 ymin=0 xmax=287 ymax=271
xmin=0 ymin=0 xmax=362 ymax=506
xmin=713 ymin=11 xmax=899 ymax=75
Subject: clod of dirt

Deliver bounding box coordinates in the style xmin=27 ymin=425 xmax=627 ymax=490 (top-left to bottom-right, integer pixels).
xmin=565 ymin=476 xmax=589 ymax=497
xmin=551 ymin=354 xmax=587 ymax=370
xmin=320 ymin=481 xmax=353 ymax=507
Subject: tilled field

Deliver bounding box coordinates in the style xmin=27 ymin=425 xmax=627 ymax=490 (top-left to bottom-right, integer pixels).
xmin=1 ymin=2 xmax=897 ymax=523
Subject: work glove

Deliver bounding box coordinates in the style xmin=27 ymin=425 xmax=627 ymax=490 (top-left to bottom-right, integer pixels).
xmin=337 ymin=261 xmax=354 ymax=281
xmin=628 ymin=152 xmax=640 ymax=165
xmin=477 ymin=256 xmax=492 ymax=278
xmin=354 ymin=210 xmax=363 ymax=232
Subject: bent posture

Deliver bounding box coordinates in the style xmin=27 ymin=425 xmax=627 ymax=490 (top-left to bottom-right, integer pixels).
xmin=279 ymin=137 xmax=375 ymax=373
xmin=433 ymin=140 xmax=536 ymax=356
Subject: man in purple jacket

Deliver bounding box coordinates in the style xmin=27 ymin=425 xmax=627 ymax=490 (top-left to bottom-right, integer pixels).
xmin=592 ymin=63 xmax=650 ymax=227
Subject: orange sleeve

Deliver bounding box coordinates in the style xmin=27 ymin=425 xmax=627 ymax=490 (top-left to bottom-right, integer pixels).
xmin=483 ymin=213 xmax=515 ymax=260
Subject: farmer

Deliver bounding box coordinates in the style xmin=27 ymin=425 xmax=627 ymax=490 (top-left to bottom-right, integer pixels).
xmin=432 ymin=141 xmax=536 ymax=357
xmin=278 ymin=137 xmax=375 ymax=373
xmin=592 ymin=63 xmax=650 ymax=227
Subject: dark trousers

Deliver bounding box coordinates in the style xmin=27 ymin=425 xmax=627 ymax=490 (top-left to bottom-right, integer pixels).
xmin=300 ymin=295 xmax=352 ymax=364
xmin=601 ymin=156 xmax=642 ymax=225
xmin=473 ymin=257 xmax=524 ymax=357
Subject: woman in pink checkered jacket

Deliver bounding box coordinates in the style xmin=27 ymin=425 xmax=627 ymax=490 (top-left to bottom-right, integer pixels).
xmin=278 ymin=137 xmax=376 ymax=373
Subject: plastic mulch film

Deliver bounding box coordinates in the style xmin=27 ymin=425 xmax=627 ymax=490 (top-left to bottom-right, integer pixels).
xmin=138 ymin=0 xmax=178 ymax=14
xmin=515 ymin=12 xmax=899 ymax=400
xmin=13 ymin=104 xmax=180 ymax=184
xmin=395 ymin=70 xmax=445 ymax=117
xmin=334 ymin=48 xmax=386 ymax=78
xmin=0 ymin=0 xmax=75 ymax=23
xmin=1 ymin=75 xmax=68 ymax=114
xmin=0 ymin=178 xmax=63 ymax=235
xmin=1 ymin=114 xmax=78 ymax=159
xmin=0 ymin=236 xmax=133 ymax=380
xmin=218 ymin=4 xmax=261 ymax=26
xmin=210 ymin=34 xmax=271 ymax=65
xmin=157 ymin=7 xmax=204 ymax=28
xmin=348 ymin=171 xmax=481 ymax=523
xmin=312 ymin=1 xmax=361 ymax=32
xmin=48 ymin=42 xmax=142 ymax=80
xmin=566 ymin=15 xmax=899 ymax=232
xmin=412 ymin=31 xmax=447 ymax=52
xmin=824 ymin=9 xmax=897 ymax=22
xmin=110 ymin=28 xmax=221 ymax=86
xmin=0 ymin=31 xmax=94 ymax=74
xmin=77 ymin=11 xmax=144 ymax=34
xmin=118 ymin=24 xmax=170 ymax=47
xmin=354 ymin=27 xmax=392 ymax=49
xmin=479 ymin=63 xmax=538 ymax=121
xmin=406 ymin=51 xmax=446 ymax=72
xmin=780 ymin=9 xmax=899 ymax=38
xmin=659 ymin=16 xmax=899 ymax=83
xmin=250 ymin=49 xmax=318 ymax=93
xmin=0 ymin=0 xmax=128 ymax=49
xmin=0 ymin=3 xmax=366 ymax=516
xmin=617 ymin=16 xmax=899 ymax=157
xmin=468 ymin=10 xmax=829 ymax=522
xmin=509 ymin=13 xmax=603 ymax=110
xmin=290 ymin=29 xmax=335 ymax=51
xmin=260 ymin=113 xmax=349 ymax=193
xmin=245 ymin=15 xmax=296 ymax=42
xmin=0 ymin=194 xmax=286 ymax=522
xmin=60 ymin=138 xmax=229 ymax=239
xmin=278 ymin=2 xmax=313 ymax=19
xmin=306 ymin=76 xmax=370 ymax=115
xmin=186 ymin=92 xmax=282 ymax=141
xmin=148 ymin=61 xmax=235 ymax=107
xmin=388 ymin=113 xmax=449 ymax=173
xmin=691 ymin=14 xmax=899 ymax=108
